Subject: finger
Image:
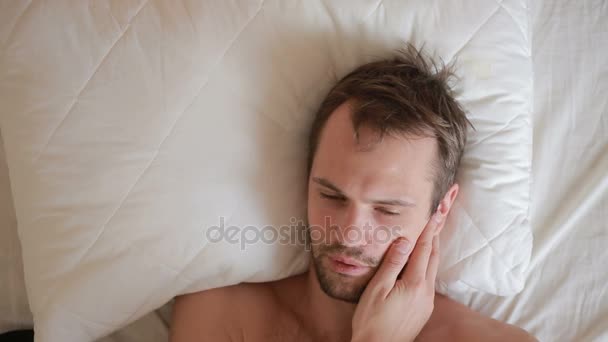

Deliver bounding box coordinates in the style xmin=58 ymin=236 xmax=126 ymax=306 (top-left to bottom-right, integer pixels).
xmin=403 ymin=214 xmax=441 ymax=284
xmin=367 ymin=238 xmax=411 ymax=293
xmin=426 ymin=234 xmax=440 ymax=285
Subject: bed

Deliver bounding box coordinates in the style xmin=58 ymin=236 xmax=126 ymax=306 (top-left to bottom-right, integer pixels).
xmin=1 ymin=0 xmax=606 ymax=341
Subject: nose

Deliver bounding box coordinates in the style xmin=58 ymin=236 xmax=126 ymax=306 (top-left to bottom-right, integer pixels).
xmin=335 ymin=203 xmax=371 ymax=248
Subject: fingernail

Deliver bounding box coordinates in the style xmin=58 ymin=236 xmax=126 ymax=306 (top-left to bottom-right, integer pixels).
xmin=396 ymin=238 xmax=410 ymax=254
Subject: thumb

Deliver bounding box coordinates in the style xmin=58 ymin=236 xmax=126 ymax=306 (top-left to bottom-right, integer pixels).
xmin=368 ymin=238 xmax=411 ymax=293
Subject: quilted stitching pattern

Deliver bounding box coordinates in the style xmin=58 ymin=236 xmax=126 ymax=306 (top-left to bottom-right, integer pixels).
xmin=71 ymin=0 xmax=266 ymax=280
xmin=34 ymin=0 xmax=152 ymax=164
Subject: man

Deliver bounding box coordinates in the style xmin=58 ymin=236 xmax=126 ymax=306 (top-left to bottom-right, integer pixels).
xmin=170 ymin=45 xmax=537 ymax=341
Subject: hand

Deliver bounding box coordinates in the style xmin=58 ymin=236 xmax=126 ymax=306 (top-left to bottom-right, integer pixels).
xmin=351 ymin=213 xmax=443 ymax=342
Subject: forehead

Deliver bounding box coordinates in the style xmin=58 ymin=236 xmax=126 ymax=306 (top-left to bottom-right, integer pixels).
xmin=311 ymin=101 xmax=437 ymax=195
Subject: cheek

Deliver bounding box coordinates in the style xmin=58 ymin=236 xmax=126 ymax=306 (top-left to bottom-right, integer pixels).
xmin=375 ymin=215 xmax=427 ymax=246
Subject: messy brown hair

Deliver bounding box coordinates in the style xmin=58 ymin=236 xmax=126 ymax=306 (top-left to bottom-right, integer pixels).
xmin=308 ymin=44 xmax=473 ymax=214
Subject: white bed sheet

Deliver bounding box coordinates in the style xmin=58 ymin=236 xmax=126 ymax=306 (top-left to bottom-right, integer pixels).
xmin=0 ymin=131 xmax=33 ymax=333
xmin=2 ymin=0 xmax=606 ymax=341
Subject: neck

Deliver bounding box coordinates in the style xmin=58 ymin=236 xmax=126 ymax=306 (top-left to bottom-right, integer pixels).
xmin=301 ymin=263 xmax=357 ymax=342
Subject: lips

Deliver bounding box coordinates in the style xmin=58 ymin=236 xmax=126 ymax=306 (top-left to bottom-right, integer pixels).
xmin=327 ymin=255 xmax=371 ymax=276
xmin=329 ymin=255 xmax=368 ymax=267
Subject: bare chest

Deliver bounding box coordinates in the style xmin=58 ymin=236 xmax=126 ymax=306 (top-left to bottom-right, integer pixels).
xmin=238 ymin=306 xmax=316 ymax=342
xmin=241 ymin=317 xmax=315 ymax=342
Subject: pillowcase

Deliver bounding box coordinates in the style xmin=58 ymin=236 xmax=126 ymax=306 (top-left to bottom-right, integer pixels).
xmin=0 ymin=0 xmax=532 ymax=340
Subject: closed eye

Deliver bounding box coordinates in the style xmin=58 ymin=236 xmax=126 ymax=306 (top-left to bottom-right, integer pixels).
xmin=375 ymin=207 xmax=400 ymax=216
xmin=320 ymin=192 xmax=346 ymax=201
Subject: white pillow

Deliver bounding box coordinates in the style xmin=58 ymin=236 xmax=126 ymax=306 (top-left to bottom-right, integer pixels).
xmin=0 ymin=0 xmax=532 ymax=340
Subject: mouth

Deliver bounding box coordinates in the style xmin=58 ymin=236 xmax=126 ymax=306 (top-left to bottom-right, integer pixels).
xmin=327 ymin=255 xmax=371 ymax=276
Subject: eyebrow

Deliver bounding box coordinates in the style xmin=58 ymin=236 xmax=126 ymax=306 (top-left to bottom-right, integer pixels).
xmin=311 ymin=177 xmax=416 ymax=208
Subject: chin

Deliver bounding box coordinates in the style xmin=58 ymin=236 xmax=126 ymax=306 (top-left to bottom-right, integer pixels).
xmin=313 ymin=258 xmax=371 ymax=303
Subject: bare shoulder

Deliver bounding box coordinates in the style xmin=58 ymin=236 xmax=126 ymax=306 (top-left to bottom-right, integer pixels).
xmin=416 ymin=294 xmax=538 ymax=342
xmin=170 ymin=282 xmax=279 ymax=342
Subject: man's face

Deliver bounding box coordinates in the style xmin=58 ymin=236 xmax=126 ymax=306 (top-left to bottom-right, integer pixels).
xmin=307 ymin=101 xmax=438 ymax=303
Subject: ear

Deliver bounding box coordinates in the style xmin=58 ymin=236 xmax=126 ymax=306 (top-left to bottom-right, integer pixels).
xmin=433 ymin=183 xmax=459 ymax=235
